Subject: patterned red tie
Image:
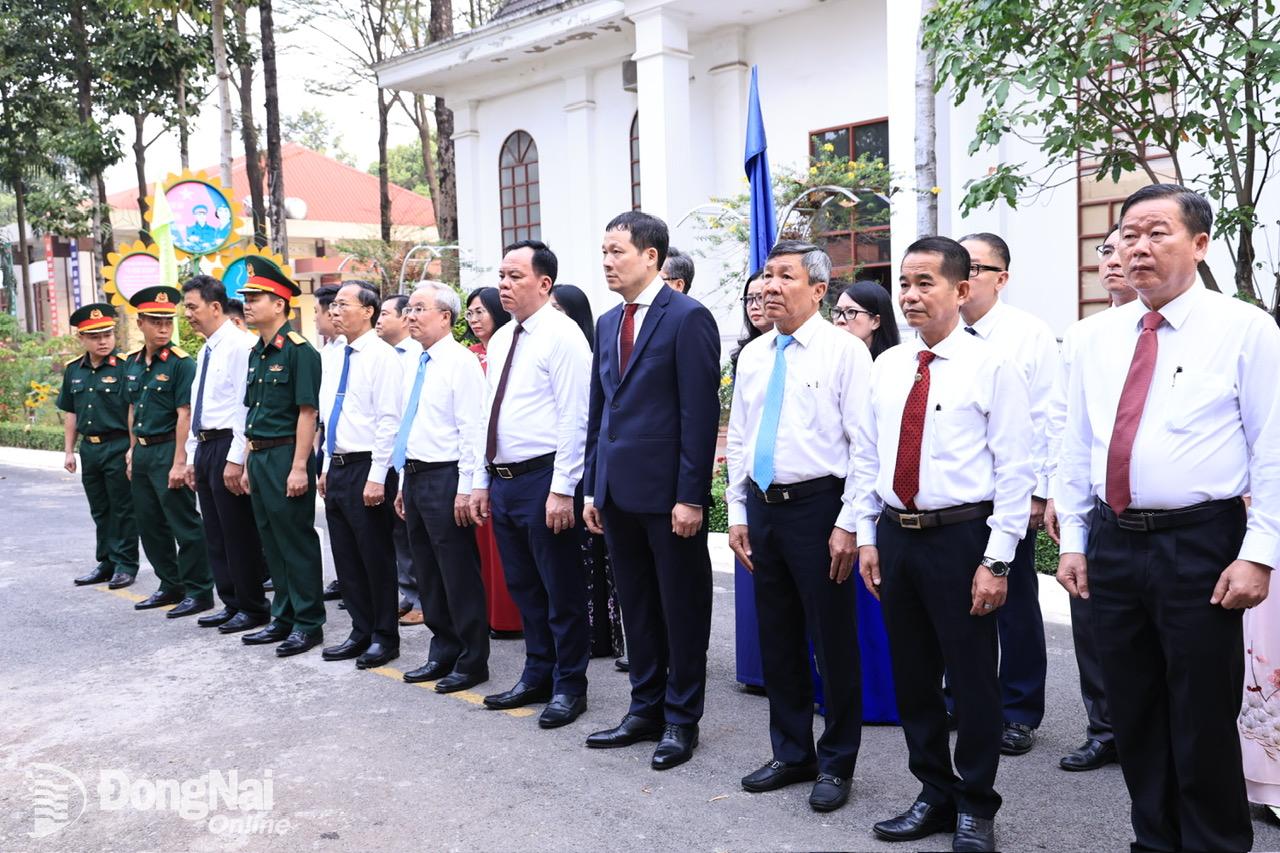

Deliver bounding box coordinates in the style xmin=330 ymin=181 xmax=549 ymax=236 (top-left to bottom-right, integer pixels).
xmin=1106 ymin=311 xmax=1164 ymax=513
xmin=893 ymin=350 xmax=937 ymax=511
xmin=619 ymin=303 xmax=639 ymax=374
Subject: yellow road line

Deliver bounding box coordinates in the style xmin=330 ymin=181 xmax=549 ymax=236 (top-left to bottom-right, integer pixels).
xmin=92 ymin=585 xmax=166 ymax=606
xmin=367 ymin=666 xmax=535 ymax=717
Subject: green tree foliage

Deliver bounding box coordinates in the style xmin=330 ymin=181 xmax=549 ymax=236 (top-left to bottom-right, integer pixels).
xmin=283 ymin=107 xmax=354 ymax=164
xmin=369 ymin=142 xmax=431 ymax=197
xmin=923 ymin=0 xmax=1280 ymax=305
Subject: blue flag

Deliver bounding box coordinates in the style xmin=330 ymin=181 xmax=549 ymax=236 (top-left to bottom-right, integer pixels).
xmin=744 ymin=65 xmax=777 ymax=277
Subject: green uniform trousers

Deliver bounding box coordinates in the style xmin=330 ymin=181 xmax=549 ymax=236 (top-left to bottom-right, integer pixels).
xmin=80 ymin=435 xmax=140 ymax=575
xmin=248 ymin=444 xmax=325 ymax=633
xmin=130 ymin=441 xmax=213 ymax=597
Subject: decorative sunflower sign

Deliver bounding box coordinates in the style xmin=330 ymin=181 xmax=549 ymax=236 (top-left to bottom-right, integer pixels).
xmin=143 ymin=169 xmax=243 ymax=259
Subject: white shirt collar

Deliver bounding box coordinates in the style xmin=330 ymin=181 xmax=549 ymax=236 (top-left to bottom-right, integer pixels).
xmin=204 ymin=318 xmax=235 ymax=349
xmin=628 ymin=276 xmax=666 ymax=308
xmin=346 ymin=327 xmax=378 ymax=351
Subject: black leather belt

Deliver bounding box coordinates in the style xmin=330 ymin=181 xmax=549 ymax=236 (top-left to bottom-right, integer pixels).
xmin=82 ymin=429 xmax=128 ymax=444
xmin=248 ymin=436 xmax=294 ymax=451
xmin=884 ymin=501 xmax=993 ymax=530
xmin=749 ymin=475 xmax=843 ymax=505
xmin=404 ymin=459 xmax=457 ymax=475
xmin=486 ymin=452 xmax=555 ymax=480
xmin=329 ymin=451 xmax=372 ymax=467
xmin=1096 ymin=497 xmax=1243 ymax=532
xmin=196 ymin=428 xmax=233 ymax=442
xmin=135 ymin=432 xmax=176 ymax=447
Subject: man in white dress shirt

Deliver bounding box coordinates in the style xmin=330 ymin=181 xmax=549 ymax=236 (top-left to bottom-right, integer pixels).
xmin=180 ymin=275 xmax=271 ymax=633
xmin=377 ymin=293 xmax=423 ymax=625
xmin=1056 ymin=184 xmax=1278 ymax=853
xmin=469 ymin=240 xmax=593 ymax=728
xmin=855 ymin=236 xmax=1034 ymax=852
xmin=391 ymin=282 xmax=489 ymax=694
xmin=1043 ymin=224 xmax=1133 ymax=773
xmin=956 ymin=232 xmax=1057 ymax=757
xmin=318 ymin=281 xmax=403 ymax=670
xmin=726 ymin=240 xmax=872 ymax=813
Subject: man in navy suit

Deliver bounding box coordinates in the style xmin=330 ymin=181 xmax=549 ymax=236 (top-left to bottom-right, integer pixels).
xmin=583 ymin=211 xmax=722 ymax=770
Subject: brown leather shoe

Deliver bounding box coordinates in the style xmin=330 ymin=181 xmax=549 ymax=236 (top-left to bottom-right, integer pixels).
xmin=399 ymin=608 xmax=424 ymax=626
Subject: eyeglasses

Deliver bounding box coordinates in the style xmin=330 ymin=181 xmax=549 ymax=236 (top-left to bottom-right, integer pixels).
xmin=330 ymin=300 xmax=361 ymax=311
xmin=403 ymin=305 xmax=447 ymax=316
xmin=464 ymin=309 xmax=488 ymax=320
xmin=831 ymin=307 xmax=875 ymax=323
xmin=741 ymin=294 xmax=764 ymax=307
xmin=1095 ymin=245 xmax=1117 ymax=258
xmin=969 ymin=263 xmax=1006 ymax=275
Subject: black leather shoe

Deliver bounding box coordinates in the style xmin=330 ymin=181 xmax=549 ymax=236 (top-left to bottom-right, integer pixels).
xmin=435 ymin=670 xmax=488 ymax=693
xmin=586 ymin=714 xmax=664 ymax=749
xmin=741 ymin=759 xmax=819 ymax=793
xmin=356 ymin=643 xmax=399 ymax=669
xmin=651 ymin=723 xmax=698 ymax=770
xmin=952 ymin=813 xmax=996 ymax=852
xmin=108 ymin=572 xmax=135 ymax=589
xmin=809 ymin=774 xmax=851 ymax=812
xmin=75 ymin=565 xmax=113 ymax=585
xmin=1000 ymin=722 xmax=1035 ymax=756
xmin=276 ymin=629 xmax=323 ymax=657
xmin=1059 ymin=738 xmax=1117 ymax=772
xmin=872 ymin=799 xmax=958 ymax=842
xmin=322 ymin=638 xmax=370 ymax=661
xmin=242 ymin=621 xmax=292 ymax=645
xmin=483 ymin=681 xmax=552 ymax=710
xmin=134 ymin=589 xmax=184 ymax=610
xmin=167 ymin=596 xmax=214 ymax=619
xmin=219 ymin=612 xmax=269 ymax=634
xmin=196 ymin=607 xmax=236 ymax=628
xmin=614 ymin=656 xmax=630 ymax=673
xmin=322 ymin=579 xmax=341 ymax=600
xmin=404 ymin=660 xmax=453 ymax=683
xmin=538 ymin=694 xmax=587 ymax=729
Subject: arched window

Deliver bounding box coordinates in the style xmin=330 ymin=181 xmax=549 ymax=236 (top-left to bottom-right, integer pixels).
xmin=499 ymin=130 xmax=540 ymax=245
xmin=629 ymin=112 xmax=641 ymax=211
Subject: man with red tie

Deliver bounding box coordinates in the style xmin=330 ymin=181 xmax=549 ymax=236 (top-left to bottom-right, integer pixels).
xmin=1056 ymin=184 xmax=1278 ymax=852
xmin=854 ymin=236 xmax=1034 ymax=852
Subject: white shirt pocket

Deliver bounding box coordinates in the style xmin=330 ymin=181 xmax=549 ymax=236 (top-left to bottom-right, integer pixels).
xmin=929 ymin=408 xmax=986 ymax=458
xmin=1164 ymin=372 xmax=1233 ymax=433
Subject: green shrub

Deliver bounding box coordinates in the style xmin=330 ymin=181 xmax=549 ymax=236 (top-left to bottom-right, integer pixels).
xmin=0 ymin=314 xmax=79 ymax=424
xmin=1035 ymin=529 xmax=1059 ymax=575
xmin=0 ymin=421 xmax=65 ymax=451
xmin=707 ymin=458 xmax=729 ymax=533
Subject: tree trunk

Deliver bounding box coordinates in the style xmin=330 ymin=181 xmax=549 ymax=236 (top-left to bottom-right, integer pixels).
xmin=95 ymin=173 xmax=114 ymax=259
xmin=68 ymin=1 xmax=112 ymax=282
xmin=429 ymin=0 xmax=458 ymax=246
xmin=212 ymin=0 xmax=234 ymax=187
xmin=915 ymin=0 xmax=939 ymax=237
xmin=133 ymin=112 xmax=151 ymax=243
xmin=378 ymin=89 xmax=392 ymax=243
xmin=260 ymin=0 xmax=288 ymax=259
xmin=233 ymin=0 xmax=267 ymax=247
xmin=13 ymin=175 xmax=34 ymax=332
xmin=1234 ymin=226 xmax=1257 ymax=303
xmin=174 ymin=13 xmax=190 ymax=171
xmin=415 ymin=94 xmax=441 ymax=207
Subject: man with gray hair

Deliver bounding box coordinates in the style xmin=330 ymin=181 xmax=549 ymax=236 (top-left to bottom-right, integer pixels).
xmin=661 ymin=246 xmax=695 ymax=295
xmin=392 ymin=282 xmax=491 ymax=692
xmin=726 ymin=239 xmax=872 ymax=813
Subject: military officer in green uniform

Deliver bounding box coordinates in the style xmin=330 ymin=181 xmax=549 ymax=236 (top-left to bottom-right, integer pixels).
xmin=124 ymin=285 xmax=215 ymax=617
xmin=58 ymin=303 xmax=140 ymax=589
xmin=237 ymin=257 xmax=326 ymax=657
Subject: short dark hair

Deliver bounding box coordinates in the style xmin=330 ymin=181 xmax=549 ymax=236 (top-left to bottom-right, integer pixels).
xmin=181 ymin=274 xmax=229 ymax=311
xmin=503 ymin=239 xmax=558 ymax=283
xmin=340 ymin=279 xmax=382 ymax=326
xmin=605 ymin=210 xmax=670 ymax=268
xmin=663 ymin=247 xmax=695 ymax=294
xmin=314 ymin=284 xmax=341 ymax=310
xmin=383 ymin=294 xmax=410 ymax=316
xmin=958 ymin=232 xmax=1011 ymax=270
xmin=1119 ymin=183 xmax=1213 ymax=236
xmin=224 ymin=298 xmax=244 ymax=321
xmin=551 ymin=284 xmax=595 ymax=351
xmin=904 ymin=236 xmax=971 ymax=284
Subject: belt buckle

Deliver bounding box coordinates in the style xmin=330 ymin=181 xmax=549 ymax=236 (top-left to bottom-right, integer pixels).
xmin=1118 ymin=511 xmax=1155 ymax=532
xmin=495 ymin=466 xmax=513 ymax=480
xmin=766 ymin=487 xmax=791 ymax=504
xmin=332 ymin=453 xmax=345 ymax=467
xmin=138 ymin=436 xmax=148 ymax=447
xmin=86 ymin=435 xmax=101 ymax=444
xmin=898 ymin=512 xmax=923 ymax=529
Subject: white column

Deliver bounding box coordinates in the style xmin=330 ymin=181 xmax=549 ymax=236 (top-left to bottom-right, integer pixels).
xmin=450 ymin=100 xmax=485 ymax=290
xmin=706 ymin=27 xmax=748 ymax=199
xmin=562 ymin=72 xmax=599 ymax=292
xmin=631 ymin=7 xmax=691 ymax=222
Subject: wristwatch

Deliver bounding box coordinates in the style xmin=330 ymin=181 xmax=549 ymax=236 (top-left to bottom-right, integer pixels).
xmin=981 ymin=556 xmax=1012 ymax=577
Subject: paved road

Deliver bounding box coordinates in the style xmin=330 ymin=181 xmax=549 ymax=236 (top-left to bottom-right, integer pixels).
xmin=1 ymin=461 xmax=1277 ymax=852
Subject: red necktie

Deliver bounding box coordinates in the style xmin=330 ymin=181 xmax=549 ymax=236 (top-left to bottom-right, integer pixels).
xmin=893 ymin=350 xmax=937 ymax=511
xmin=1106 ymin=311 xmax=1164 ymax=513
xmin=485 ymin=324 xmax=524 ymax=463
xmin=619 ymin=303 xmax=639 ymax=374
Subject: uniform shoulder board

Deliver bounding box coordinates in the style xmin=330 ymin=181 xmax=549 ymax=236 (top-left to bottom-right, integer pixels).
xmin=65 ymin=354 xmax=83 ymax=366
xmin=287 ymin=331 xmax=308 ymax=346
xmin=170 ymin=346 xmax=190 ymax=359
xmin=129 ymin=347 xmax=144 ymax=359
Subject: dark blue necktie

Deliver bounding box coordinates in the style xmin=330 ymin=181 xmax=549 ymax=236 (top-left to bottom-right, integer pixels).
xmin=192 ymin=343 xmax=212 ymax=433
xmin=326 ymin=345 xmax=353 ymax=458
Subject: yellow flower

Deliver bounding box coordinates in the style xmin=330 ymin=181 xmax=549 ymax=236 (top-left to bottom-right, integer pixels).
xmin=720 ymin=375 xmax=732 ymax=386
xmin=930 ymin=186 xmax=941 ymax=195
xmin=822 ymin=143 xmax=835 ymax=153
xmin=29 ymin=380 xmax=39 ymax=390
xmin=809 ymin=166 xmax=819 ymax=175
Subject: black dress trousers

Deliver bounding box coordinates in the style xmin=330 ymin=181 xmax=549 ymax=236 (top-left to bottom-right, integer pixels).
xmin=194 ymin=433 xmax=270 ymax=616
xmin=324 ymin=457 xmax=399 ymax=648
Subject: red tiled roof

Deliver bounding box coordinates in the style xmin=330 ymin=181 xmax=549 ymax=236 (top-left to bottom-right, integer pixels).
xmin=107 ymin=143 xmax=435 ymax=227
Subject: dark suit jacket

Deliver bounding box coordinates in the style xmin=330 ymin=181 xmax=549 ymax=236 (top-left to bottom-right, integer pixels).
xmin=585 ymin=284 xmax=722 ymax=514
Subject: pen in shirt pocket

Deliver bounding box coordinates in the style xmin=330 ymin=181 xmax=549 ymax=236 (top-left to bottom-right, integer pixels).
xmin=1172 ymin=366 xmax=1183 ymax=387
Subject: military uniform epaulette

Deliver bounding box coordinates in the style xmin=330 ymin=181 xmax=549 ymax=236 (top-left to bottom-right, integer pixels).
xmin=66 ymin=354 xmax=84 ymax=367
xmin=169 ymin=345 xmax=190 ymax=359
xmin=287 ymin=331 xmax=307 ymax=346
xmin=129 ymin=347 xmax=144 ymax=360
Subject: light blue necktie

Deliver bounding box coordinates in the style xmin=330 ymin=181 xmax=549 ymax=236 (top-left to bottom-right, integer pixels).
xmin=391 ymin=351 xmax=430 ymax=469
xmin=326 ymin=345 xmax=353 ymax=458
xmin=752 ymin=333 xmax=795 ymax=489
